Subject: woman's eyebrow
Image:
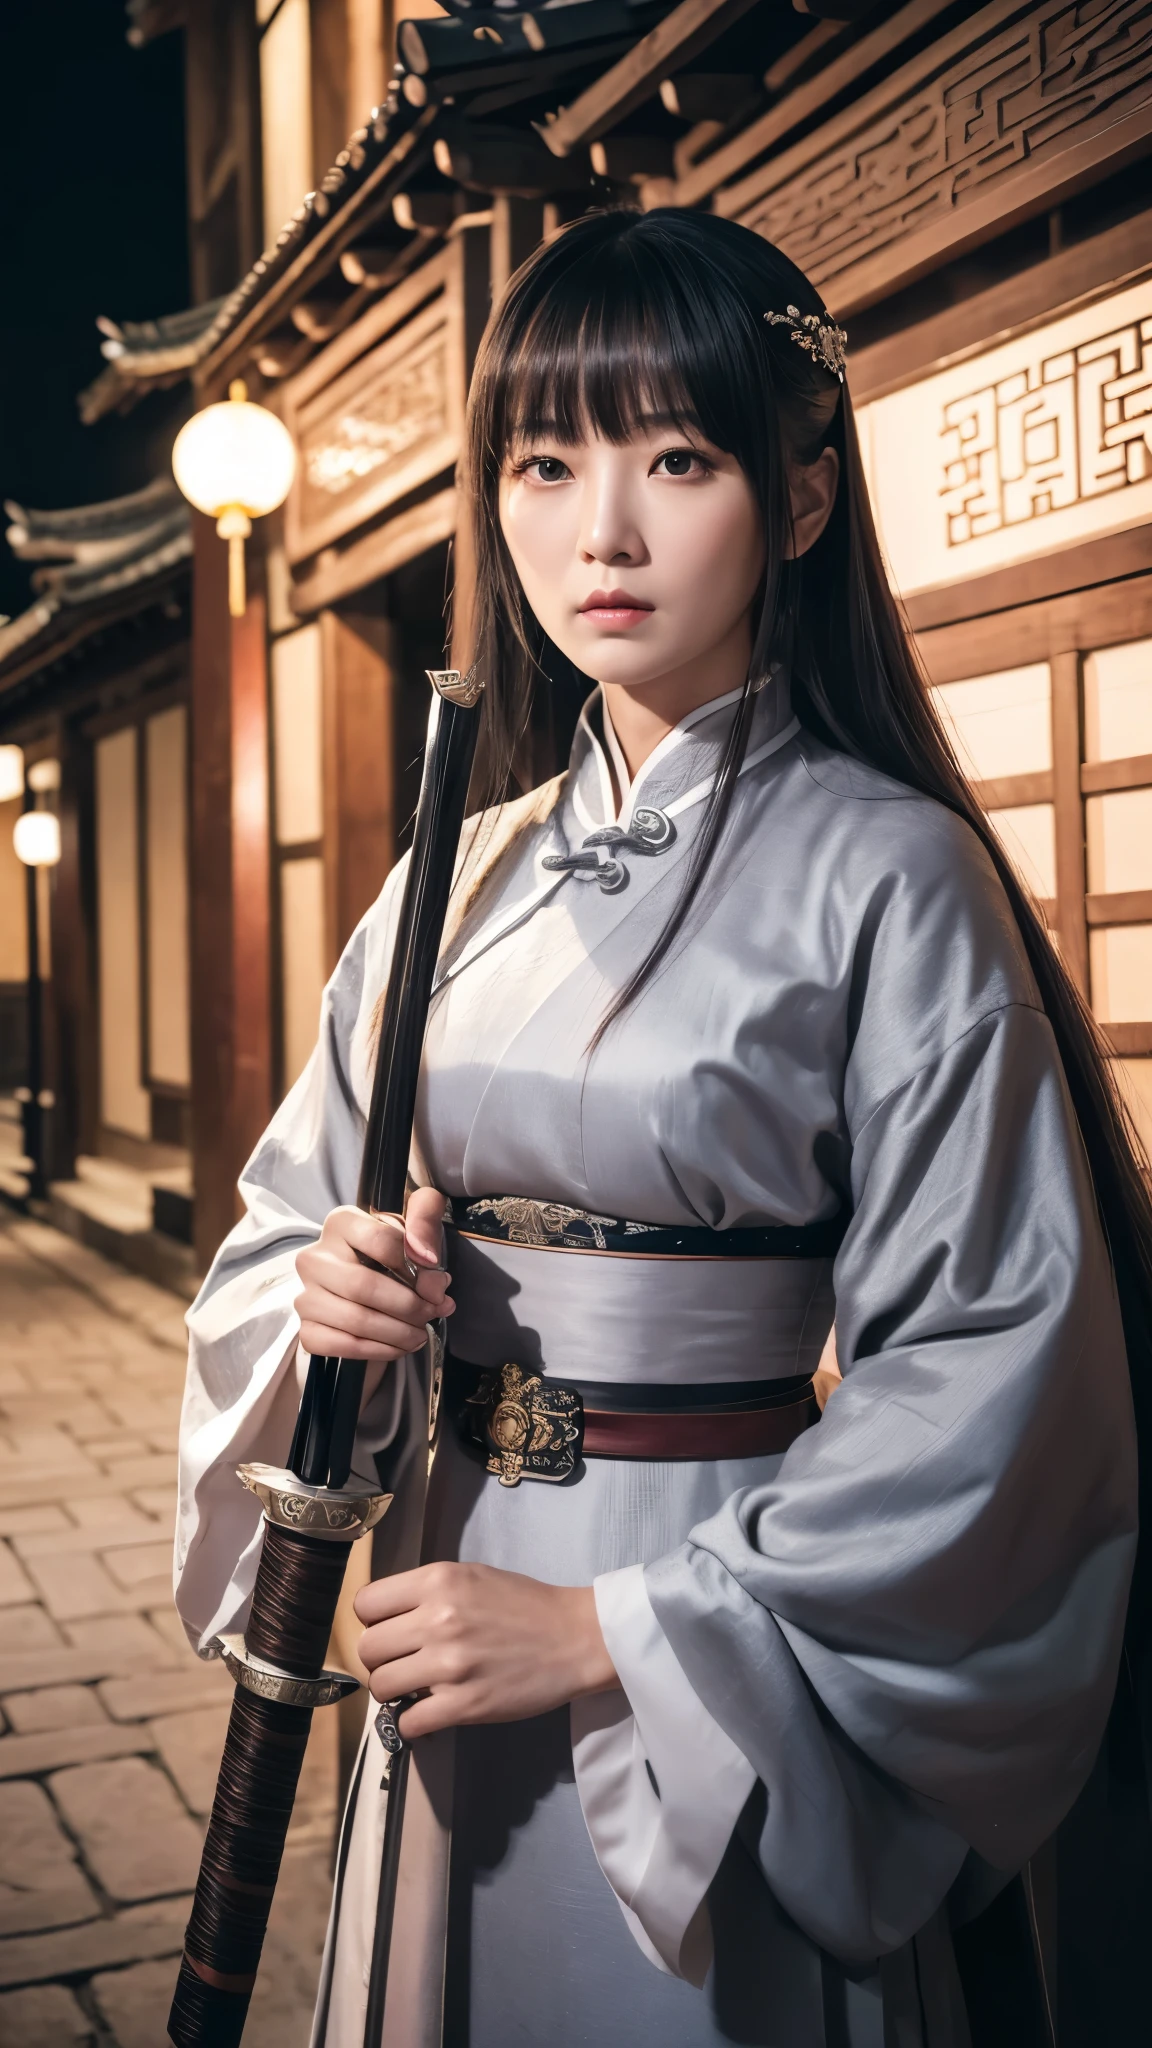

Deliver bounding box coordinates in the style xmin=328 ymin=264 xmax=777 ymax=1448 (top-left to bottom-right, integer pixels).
xmin=635 ymin=409 xmax=701 ymax=433
xmin=505 ymin=408 xmax=706 ymax=450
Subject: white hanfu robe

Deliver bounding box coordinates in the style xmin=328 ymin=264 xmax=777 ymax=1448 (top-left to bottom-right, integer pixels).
xmin=176 ymin=672 xmax=1136 ymax=2048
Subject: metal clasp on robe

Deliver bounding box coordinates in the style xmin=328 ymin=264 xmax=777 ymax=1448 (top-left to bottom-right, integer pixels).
xmin=541 ymin=805 xmax=676 ymax=894
xmin=462 ymin=1363 xmax=583 ymax=1485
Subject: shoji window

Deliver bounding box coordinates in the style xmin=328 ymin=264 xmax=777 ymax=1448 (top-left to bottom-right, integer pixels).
xmin=145 ymin=708 xmax=191 ymax=1095
xmin=932 ymin=664 xmax=1056 ymax=908
xmin=1082 ymin=639 xmax=1152 ymax=1155
xmin=931 ymin=640 xmax=1152 ymax=1159
xmin=94 ymin=706 xmax=190 ymax=1143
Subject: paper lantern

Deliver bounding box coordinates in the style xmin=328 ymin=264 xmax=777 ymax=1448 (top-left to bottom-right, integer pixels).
xmin=171 ymin=380 xmax=296 ymax=617
xmin=13 ymin=811 xmax=60 ymax=867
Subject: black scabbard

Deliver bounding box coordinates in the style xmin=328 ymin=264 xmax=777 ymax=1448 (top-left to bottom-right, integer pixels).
xmin=168 ymin=672 xmax=483 ymax=2048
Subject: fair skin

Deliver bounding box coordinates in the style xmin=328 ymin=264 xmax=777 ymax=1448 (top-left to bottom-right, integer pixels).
xmin=295 ymin=415 xmax=839 ymax=1737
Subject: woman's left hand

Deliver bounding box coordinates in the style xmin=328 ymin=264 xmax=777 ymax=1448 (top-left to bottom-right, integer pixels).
xmin=354 ymin=1562 xmax=619 ymax=1739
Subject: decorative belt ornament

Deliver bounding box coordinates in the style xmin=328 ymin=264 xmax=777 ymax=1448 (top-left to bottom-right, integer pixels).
xmin=463 ymin=1363 xmax=584 ymax=1486
xmin=541 ymin=804 xmax=675 ymax=894
xmin=460 ymin=1194 xmax=658 ymax=1251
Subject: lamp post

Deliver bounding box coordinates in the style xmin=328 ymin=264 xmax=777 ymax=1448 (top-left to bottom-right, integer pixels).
xmin=171 ymin=380 xmax=296 ymax=616
xmin=13 ymin=766 xmax=61 ymax=1201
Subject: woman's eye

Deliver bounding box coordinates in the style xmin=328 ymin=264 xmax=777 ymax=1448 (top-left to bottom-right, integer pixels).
xmin=525 ymin=457 xmax=572 ymax=484
xmin=653 ymin=449 xmax=702 ymax=478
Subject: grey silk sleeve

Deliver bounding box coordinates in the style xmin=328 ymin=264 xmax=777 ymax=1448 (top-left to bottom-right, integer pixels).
xmin=645 ymin=999 xmax=1137 ymax=1965
xmin=177 ymin=868 xmax=417 ymax=1651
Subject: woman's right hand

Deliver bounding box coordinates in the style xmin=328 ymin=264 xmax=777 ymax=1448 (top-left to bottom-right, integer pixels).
xmin=293 ymin=1188 xmax=454 ymax=1394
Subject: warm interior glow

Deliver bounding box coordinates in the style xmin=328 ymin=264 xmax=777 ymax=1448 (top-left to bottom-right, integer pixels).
xmin=27 ymin=757 xmax=60 ymax=793
xmin=931 ymin=665 xmax=1052 ymax=782
xmin=0 ymin=746 xmax=23 ymax=803
xmin=13 ymin=811 xmax=61 ymax=867
xmin=171 ymin=384 xmax=296 ymax=522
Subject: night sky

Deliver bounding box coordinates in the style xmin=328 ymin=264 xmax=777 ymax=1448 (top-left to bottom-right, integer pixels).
xmin=0 ymin=2 xmax=190 ymax=621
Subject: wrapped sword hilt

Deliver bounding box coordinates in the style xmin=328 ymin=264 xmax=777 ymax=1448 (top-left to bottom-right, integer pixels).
xmin=168 ymin=671 xmax=484 ymax=2048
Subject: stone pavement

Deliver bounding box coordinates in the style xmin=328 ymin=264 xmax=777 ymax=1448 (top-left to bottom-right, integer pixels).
xmin=0 ymin=1218 xmax=337 ymax=2047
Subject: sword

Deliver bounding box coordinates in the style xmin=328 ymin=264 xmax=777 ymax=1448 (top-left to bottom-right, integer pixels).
xmin=168 ymin=666 xmax=484 ymax=2048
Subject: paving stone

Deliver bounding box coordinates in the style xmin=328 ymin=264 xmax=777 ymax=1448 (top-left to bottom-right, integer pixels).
xmin=0 ymin=1780 xmax=97 ymax=1937
xmin=22 ymin=1553 xmax=135 ymax=1623
xmin=1 ymin=1426 xmax=97 ymax=1465
xmin=68 ymin=1496 xmax=153 ymax=1529
xmin=0 ymin=1907 xmax=186 ymax=1988
xmin=0 ymin=1221 xmax=331 ymax=2039
xmin=0 ymin=1508 xmax=67 ymax=1538
xmin=0 ymin=1721 xmax=153 ymax=1780
xmin=144 ymin=1602 xmax=190 ymax=1654
xmin=90 ymin=1958 xmax=178 ymax=2048
xmin=50 ymin=1403 xmax=115 ymax=1442
xmin=0 ymin=1605 xmax=63 ymax=1653
xmin=0 ymin=1983 xmax=94 ymax=2045
xmin=131 ymin=1487 xmax=176 ymax=1521
xmin=0 ymin=1645 xmax=167 ymax=1695
xmin=81 ymin=1438 xmax=151 ymax=1463
xmin=1 ymin=1684 xmax=107 ymax=1732
xmin=0 ymin=1472 xmax=135 ymax=1513
xmin=99 ymin=1663 xmax=231 ymax=1723
xmin=62 ymin=1614 xmax=177 ymax=1663
xmin=149 ymin=1705 xmax=230 ymax=1815
xmin=13 ymin=1512 xmax=171 ymax=1560
xmin=0 ymin=1545 xmax=36 ymax=1608
xmin=101 ymin=1541 xmax=172 ymax=1590
xmin=50 ymin=1757 xmax=204 ymax=1902
xmin=118 ymin=1893 xmax=192 ymax=1926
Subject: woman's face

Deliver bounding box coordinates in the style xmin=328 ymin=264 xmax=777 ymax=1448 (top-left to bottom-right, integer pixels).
xmin=498 ymin=418 xmax=767 ymax=702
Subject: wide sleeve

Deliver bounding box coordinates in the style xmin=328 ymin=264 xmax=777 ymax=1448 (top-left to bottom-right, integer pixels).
xmin=175 ymin=868 xmax=412 ymax=1655
xmin=641 ymin=994 xmax=1136 ymax=1968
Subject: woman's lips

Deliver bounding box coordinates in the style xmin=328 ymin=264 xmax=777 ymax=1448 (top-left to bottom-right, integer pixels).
xmin=578 ymin=589 xmax=654 ymax=629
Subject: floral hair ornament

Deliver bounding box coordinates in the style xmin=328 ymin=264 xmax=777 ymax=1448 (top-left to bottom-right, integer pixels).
xmin=763 ymin=305 xmax=848 ymax=383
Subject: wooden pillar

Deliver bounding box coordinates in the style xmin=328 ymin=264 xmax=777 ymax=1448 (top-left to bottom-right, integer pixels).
xmin=48 ymin=713 xmax=97 ymax=1179
xmin=490 ymin=198 xmax=543 ymax=300
xmin=189 ymin=512 xmax=274 ymax=1273
xmin=1051 ymin=648 xmax=1089 ymax=998
xmin=451 ymin=221 xmax=493 ymax=674
xmin=321 ymin=605 xmax=398 ymax=965
xmin=346 ymin=0 xmax=386 ymax=124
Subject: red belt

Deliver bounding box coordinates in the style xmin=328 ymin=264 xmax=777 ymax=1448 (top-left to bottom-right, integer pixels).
xmin=581 ymin=1395 xmax=817 ymax=1461
xmin=450 ymin=1359 xmax=818 ymax=1483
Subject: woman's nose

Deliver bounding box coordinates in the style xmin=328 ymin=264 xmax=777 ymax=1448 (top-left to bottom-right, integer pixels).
xmin=578 ymin=462 xmax=645 ymax=566
xmin=579 ymin=499 xmax=643 ymax=566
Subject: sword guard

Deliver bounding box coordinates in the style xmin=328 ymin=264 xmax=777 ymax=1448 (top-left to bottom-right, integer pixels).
xmin=215 ymin=1634 xmax=361 ymax=1709
xmin=239 ymin=1462 xmax=392 ymax=1539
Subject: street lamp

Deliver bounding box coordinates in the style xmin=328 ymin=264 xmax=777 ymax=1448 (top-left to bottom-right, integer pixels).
xmin=13 ymin=768 xmax=61 ymax=1201
xmin=171 ymin=379 xmax=296 ymax=618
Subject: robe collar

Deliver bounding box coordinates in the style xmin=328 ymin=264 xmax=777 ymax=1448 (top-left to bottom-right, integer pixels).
xmin=433 ymin=670 xmax=798 ymax=994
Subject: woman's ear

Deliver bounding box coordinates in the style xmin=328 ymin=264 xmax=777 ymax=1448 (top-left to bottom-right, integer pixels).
xmin=785 ymin=447 xmax=840 ymax=560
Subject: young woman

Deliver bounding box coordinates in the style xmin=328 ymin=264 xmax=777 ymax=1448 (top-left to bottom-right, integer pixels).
xmin=177 ymin=211 xmax=1150 ymax=2048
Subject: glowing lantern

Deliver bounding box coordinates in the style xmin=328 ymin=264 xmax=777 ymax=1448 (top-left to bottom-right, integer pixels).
xmin=13 ymin=811 xmax=60 ymax=867
xmin=171 ymin=379 xmax=296 ymax=618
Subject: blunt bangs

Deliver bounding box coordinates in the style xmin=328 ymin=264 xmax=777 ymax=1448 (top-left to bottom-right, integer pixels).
xmin=477 ymin=211 xmax=780 ymax=471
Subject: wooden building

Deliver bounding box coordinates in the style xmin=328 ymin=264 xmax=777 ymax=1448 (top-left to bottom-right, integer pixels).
xmin=6 ymin=0 xmax=1150 ymax=1280
xmin=106 ymin=0 xmax=841 ymax=1269
xmin=0 ymin=481 xmax=197 ymax=1285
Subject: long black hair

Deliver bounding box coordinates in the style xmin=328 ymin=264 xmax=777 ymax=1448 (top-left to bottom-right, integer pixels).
xmin=464 ymin=210 xmax=1152 ymax=1647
